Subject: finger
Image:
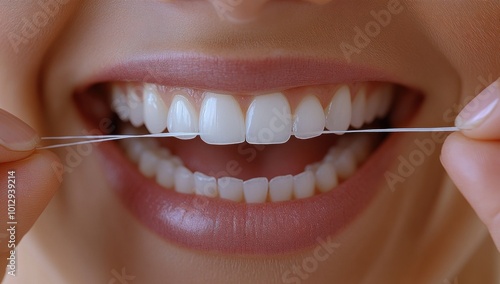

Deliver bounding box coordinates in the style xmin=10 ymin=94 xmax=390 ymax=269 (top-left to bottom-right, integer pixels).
xmin=455 ymin=78 xmax=500 ymax=140
xmin=441 ymin=133 xmax=500 ymax=250
xmin=0 ymin=109 xmax=61 ymax=279
xmin=442 ymin=78 xmax=500 ymax=251
xmin=0 ymin=109 xmax=39 ymax=163
xmin=0 ymin=150 xmax=61 ymax=278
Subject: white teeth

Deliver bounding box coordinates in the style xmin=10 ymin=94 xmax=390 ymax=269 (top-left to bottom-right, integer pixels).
xmin=128 ymin=86 xmax=144 ymax=127
xmin=293 ymin=95 xmax=326 ymax=139
xmin=243 ymin=177 xmax=269 ymax=203
xmin=170 ymin=156 xmax=183 ymax=167
xmin=194 ymin=172 xmax=218 ymax=198
xmin=126 ymin=128 xmax=375 ymax=203
xmin=350 ymin=87 xmax=366 ymax=129
xmin=305 ymin=162 xmax=321 ymax=173
xmin=293 ymin=171 xmax=315 ymax=199
xmin=112 ymin=85 xmax=130 ymax=121
xmin=116 ymin=82 xmax=395 ymax=203
xmin=269 ymin=175 xmax=293 ymax=202
xmin=122 ymin=139 xmax=145 ymax=163
xmin=218 ymin=177 xmax=244 ymax=202
xmin=246 ymin=93 xmax=292 ymax=144
xmin=199 ymin=93 xmax=245 ymax=145
xmin=174 ymin=167 xmax=195 ymax=194
xmin=315 ymin=163 xmax=338 ymax=193
xmin=139 ymin=150 xmax=160 ymax=178
xmin=113 ymin=83 xmax=396 ymax=144
xmin=325 ymin=86 xmax=352 ymax=133
xmin=329 ymin=149 xmax=357 ymax=180
xmin=167 ymin=95 xmax=199 ymax=140
xmin=156 ymin=159 xmax=176 ymax=189
xmin=345 ymin=134 xmax=373 ymax=163
xmin=143 ymin=84 xmax=169 ymax=134
xmin=155 ymin=148 xmax=171 ymax=160
xmin=323 ymin=147 xmax=342 ymax=164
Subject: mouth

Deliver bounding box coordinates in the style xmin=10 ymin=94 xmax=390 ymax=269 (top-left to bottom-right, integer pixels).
xmin=75 ymin=57 xmax=421 ymax=254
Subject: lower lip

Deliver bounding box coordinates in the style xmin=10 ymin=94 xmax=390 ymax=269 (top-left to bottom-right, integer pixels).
xmin=96 ymin=133 xmax=399 ymax=254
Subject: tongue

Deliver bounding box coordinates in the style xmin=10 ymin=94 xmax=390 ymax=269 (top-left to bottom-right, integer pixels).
xmin=162 ymin=136 xmax=338 ymax=180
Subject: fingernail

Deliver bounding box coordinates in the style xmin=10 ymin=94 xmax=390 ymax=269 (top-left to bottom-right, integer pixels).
xmin=0 ymin=109 xmax=39 ymax=151
xmin=455 ymin=78 xmax=500 ymax=130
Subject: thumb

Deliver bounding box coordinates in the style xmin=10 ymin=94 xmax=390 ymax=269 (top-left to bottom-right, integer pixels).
xmin=0 ymin=109 xmax=61 ymax=278
xmin=441 ymin=78 xmax=500 ymax=250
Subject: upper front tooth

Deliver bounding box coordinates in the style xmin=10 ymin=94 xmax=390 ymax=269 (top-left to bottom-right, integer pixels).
xmin=199 ymin=93 xmax=245 ymax=145
xmin=293 ymin=95 xmax=326 ymax=139
xmin=350 ymin=87 xmax=366 ymax=129
xmin=167 ymin=95 xmax=199 ymax=140
xmin=246 ymin=93 xmax=292 ymax=144
xmin=128 ymin=85 xmax=144 ymax=127
xmin=143 ymin=84 xmax=169 ymax=134
xmin=325 ymin=85 xmax=352 ymax=133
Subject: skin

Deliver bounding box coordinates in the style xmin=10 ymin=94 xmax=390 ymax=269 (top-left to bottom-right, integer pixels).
xmin=0 ymin=0 xmax=499 ymax=283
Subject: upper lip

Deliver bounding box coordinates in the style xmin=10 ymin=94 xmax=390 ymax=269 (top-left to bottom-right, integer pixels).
xmin=79 ymin=52 xmax=408 ymax=93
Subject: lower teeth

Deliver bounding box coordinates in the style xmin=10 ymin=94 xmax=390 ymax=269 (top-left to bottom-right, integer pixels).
xmin=119 ymin=127 xmax=379 ymax=204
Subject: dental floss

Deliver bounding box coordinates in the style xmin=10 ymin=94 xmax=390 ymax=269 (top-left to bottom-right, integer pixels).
xmin=37 ymin=127 xmax=459 ymax=150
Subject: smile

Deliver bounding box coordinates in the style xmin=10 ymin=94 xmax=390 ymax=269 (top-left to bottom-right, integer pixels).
xmin=75 ymin=56 xmax=421 ymax=254
xmin=113 ymin=81 xmax=393 ymax=203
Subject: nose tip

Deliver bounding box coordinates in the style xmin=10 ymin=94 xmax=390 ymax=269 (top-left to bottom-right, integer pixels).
xmin=208 ymin=0 xmax=332 ymax=22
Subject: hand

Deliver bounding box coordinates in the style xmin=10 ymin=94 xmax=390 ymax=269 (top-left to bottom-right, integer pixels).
xmin=441 ymin=78 xmax=500 ymax=251
xmin=0 ymin=109 xmax=61 ymax=279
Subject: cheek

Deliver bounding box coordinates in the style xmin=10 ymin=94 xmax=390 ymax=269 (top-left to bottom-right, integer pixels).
xmin=408 ymin=1 xmax=500 ymax=76
xmin=0 ymin=2 xmax=80 ymax=127
xmin=0 ymin=2 xmax=75 ymax=65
